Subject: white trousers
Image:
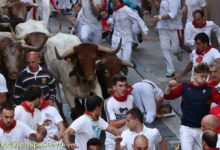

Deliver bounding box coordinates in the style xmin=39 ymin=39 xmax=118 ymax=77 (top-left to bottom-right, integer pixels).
xmin=159 ymin=29 xmax=181 ymax=74
xmin=40 ymin=0 xmax=50 ymax=24
xmin=132 ymin=20 xmax=141 ymax=44
xmin=77 ymin=22 xmax=102 ymax=44
xmin=112 ymin=42 xmax=132 ymax=62
xmin=179 ymin=125 xmax=203 ymax=150
xmin=132 ymin=82 xmax=157 ymax=124
xmin=58 ymin=0 xmax=71 ymax=9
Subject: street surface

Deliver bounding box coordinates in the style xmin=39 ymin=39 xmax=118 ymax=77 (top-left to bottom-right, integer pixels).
xmin=48 ymin=13 xmax=193 ymax=149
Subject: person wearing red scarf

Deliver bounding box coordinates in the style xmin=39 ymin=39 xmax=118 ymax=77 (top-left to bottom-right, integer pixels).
xmin=63 ymin=95 xmax=120 ymax=150
xmin=174 ymin=32 xmax=220 ymax=81
xmin=104 ymin=74 xmax=134 ymax=150
xmin=184 ymin=9 xmax=220 ymax=52
xmin=14 ymin=86 xmax=42 ymax=131
xmin=109 ymin=0 xmax=148 ymax=75
xmin=0 ymin=103 xmax=47 ymax=149
xmin=37 ymin=98 xmax=66 ymax=150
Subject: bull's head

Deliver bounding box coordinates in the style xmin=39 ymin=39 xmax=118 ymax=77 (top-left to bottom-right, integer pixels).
xmin=55 ymin=39 xmax=122 ymax=82
xmin=96 ymin=54 xmax=135 ymax=95
xmin=0 ymin=37 xmax=46 ymax=79
xmin=2 ymin=2 xmax=38 ymax=20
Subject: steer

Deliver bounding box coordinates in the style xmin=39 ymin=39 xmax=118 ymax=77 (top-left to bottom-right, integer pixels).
xmin=44 ymin=33 xmax=121 ymax=120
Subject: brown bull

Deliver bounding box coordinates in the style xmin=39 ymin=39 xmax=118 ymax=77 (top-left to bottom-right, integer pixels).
xmin=55 ymin=39 xmax=122 ymax=82
xmin=97 ymin=54 xmax=135 ymax=98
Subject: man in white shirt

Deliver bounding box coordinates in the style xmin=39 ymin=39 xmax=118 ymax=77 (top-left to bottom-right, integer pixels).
xmin=109 ymin=0 xmax=149 ymax=64
xmin=184 ymin=9 xmax=220 ymax=51
xmin=105 ymin=74 xmax=134 ymax=149
xmin=182 ymin=0 xmax=208 ymax=23
xmin=72 ymin=0 xmax=103 ymax=44
xmin=38 ymin=98 xmax=66 ymax=150
xmin=174 ymin=32 xmax=220 ymax=81
xmin=14 ymin=86 xmax=42 ymax=130
xmin=131 ymin=79 xmax=172 ymax=124
xmin=0 ymin=103 xmax=46 ymax=150
xmin=117 ymin=108 xmax=167 ymax=150
xmin=152 ymin=0 xmax=183 ymax=78
xmin=0 ymin=73 xmax=8 ymax=106
xmin=63 ymin=95 xmax=121 ymax=150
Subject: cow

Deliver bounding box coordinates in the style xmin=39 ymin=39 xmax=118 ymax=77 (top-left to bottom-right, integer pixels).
xmin=44 ymin=32 xmax=121 ymax=120
xmin=96 ymin=54 xmax=135 ymax=98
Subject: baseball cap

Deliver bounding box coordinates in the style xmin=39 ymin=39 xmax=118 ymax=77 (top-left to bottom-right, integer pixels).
xmin=0 ymin=73 xmax=8 ymax=93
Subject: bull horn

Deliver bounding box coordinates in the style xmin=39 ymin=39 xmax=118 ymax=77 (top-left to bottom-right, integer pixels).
xmin=95 ymin=60 xmax=102 ymax=65
xmin=0 ymin=23 xmax=10 ymax=28
xmin=55 ymin=47 xmax=74 ymax=60
xmin=9 ymin=25 xmax=27 ymax=40
xmin=121 ymin=60 xmax=136 ymax=68
xmin=98 ymin=38 xmax=122 ymax=53
xmin=26 ymin=2 xmax=38 ymax=8
xmin=21 ymin=44 xmax=40 ymax=51
xmin=2 ymin=3 xmax=12 ymax=8
xmin=46 ymin=33 xmax=56 ymax=38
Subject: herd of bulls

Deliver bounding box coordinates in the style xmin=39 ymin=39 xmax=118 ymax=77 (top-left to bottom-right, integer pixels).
xmin=0 ymin=0 xmax=135 ymax=121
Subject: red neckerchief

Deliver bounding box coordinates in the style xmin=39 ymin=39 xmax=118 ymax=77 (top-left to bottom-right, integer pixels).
xmin=114 ymin=3 xmax=125 ymax=11
xmin=39 ymin=100 xmax=49 ymax=110
xmin=0 ymin=120 xmax=16 ymax=133
xmin=84 ymin=110 xmax=97 ymax=121
xmin=195 ymin=45 xmax=211 ymax=63
xmin=192 ymin=19 xmax=206 ymax=28
xmin=207 ymin=79 xmax=220 ymax=87
xmin=196 ymin=45 xmax=211 ymax=55
xmin=112 ymin=93 xmax=128 ymax=102
xmin=21 ymin=102 xmax=34 ymax=116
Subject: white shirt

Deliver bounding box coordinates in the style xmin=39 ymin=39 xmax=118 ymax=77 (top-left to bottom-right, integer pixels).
xmin=38 ymin=106 xmax=65 ymax=150
xmin=105 ymin=95 xmax=134 ymax=139
xmin=190 ymin=48 xmax=220 ymax=80
xmin=156 ymin=0 xmax=182 ymax=30
xmin=0 ymin=120 xmax=35 ymax=150
xmin=0 ymin=73 xmax=8 ymax=93
xmin=14 ymin=105 xmax=41 ymax=130
xmin=185 ymin=0 xmax=207 ymax=23
xmin=121 ymin=125 xmax=162 ymax=150
xmin=79 ymin=0 xmax=102 ymax=25
xmin=184 ymin=21 xmax=220 ymax=50
xmin=110 ymin=5 xmax=148 ymax=44
xmin=69 ymin=114 xmax=108 ymax=150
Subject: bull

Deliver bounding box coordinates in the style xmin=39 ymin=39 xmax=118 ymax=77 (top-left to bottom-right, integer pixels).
xmin=96 ymin=54 xmax=135 ymax=98
xmin=0 ymin=2 xmax=38 ymax=31
xmin=44 ymin=33 xmax=121 ymax=120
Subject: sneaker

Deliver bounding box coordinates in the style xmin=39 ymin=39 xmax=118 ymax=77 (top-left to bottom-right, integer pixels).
xmin=132 ymin=43 xmax=138 ymax=49
xmin=174 ymin=51 xmax=183 ymax=62
xmin=166 ymin=72 xmax=175 ymax=78
xmin=137 ymin=33 xmax=143 ymax=43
